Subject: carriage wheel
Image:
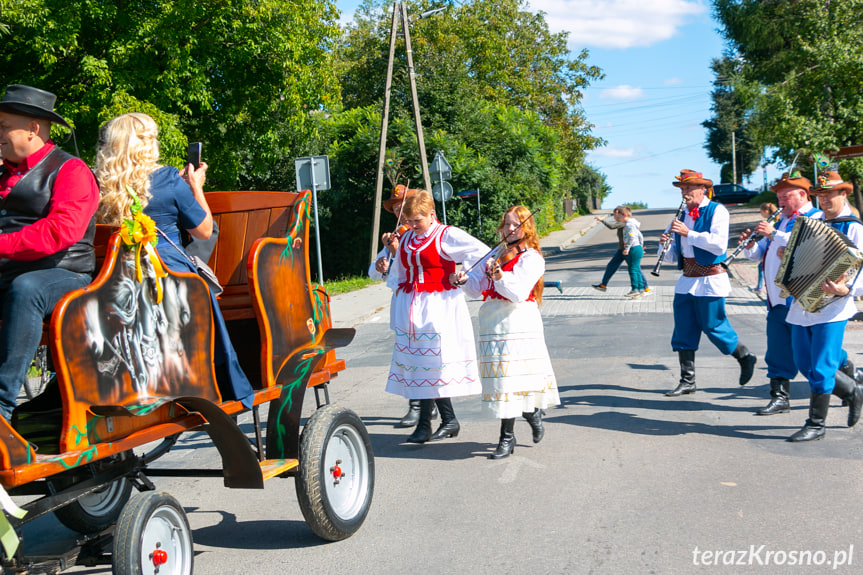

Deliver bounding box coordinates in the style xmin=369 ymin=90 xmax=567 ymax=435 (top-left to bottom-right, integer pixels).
xmin=112 ymin=491 xmax=193 ymax=575
xmin=53 ymin=476 xmax=133 ymax=534
xmin=295 ymin=405 xmax=374 ymax=541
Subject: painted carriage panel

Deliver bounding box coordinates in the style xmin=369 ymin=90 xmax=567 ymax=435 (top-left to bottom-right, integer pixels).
xmin=51 ymin=235 xmax=220 ymax=453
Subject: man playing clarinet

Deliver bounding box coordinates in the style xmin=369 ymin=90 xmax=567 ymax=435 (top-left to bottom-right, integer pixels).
xmin=658 ymin=169 xmax=757 ymax=397
xmin=740 ymin=171 xmax=856 ymax=416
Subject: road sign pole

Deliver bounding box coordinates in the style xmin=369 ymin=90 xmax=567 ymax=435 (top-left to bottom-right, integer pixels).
xmin=310 ymin=158 xmax=325 ymax=285
xmin=439 ymin=178 xmax=447 ymax=225
xmin=477 ymin=187 xmax=481 ymax=232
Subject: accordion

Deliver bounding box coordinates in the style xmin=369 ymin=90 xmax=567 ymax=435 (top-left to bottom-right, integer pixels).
xmin=775 ymin=216 xmax=863 ymax=312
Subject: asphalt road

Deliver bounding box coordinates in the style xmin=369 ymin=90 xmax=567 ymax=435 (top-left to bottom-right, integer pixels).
xmin=32 ymin=207 xmax=863 ymax=574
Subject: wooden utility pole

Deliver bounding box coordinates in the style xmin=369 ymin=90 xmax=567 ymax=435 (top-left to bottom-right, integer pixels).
xmin=369 ymin=2 xmax=433 ymax=264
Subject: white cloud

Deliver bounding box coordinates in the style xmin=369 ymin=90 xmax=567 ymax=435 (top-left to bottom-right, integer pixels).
xmin=590 ymin=146 xmax=636 ymax=159
xmin=664 ymin=77 xmax=686 ymax=86
xmin=599 ymin=85 xmax=644 ymax=101
xmin=529 ymin=0 xmax=707 ymax=50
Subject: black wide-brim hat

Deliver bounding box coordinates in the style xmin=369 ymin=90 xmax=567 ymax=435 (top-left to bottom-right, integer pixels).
xmin=0 ymin=84 xmax=71 ymax=129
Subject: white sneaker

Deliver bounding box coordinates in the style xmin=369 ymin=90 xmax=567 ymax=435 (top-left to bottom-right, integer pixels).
xmin=624 ymin=290 xmax=642 ymax=298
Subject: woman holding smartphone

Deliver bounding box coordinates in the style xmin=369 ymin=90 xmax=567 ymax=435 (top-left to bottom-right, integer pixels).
xmin=95 ymin=113 xmax=255 ymax=408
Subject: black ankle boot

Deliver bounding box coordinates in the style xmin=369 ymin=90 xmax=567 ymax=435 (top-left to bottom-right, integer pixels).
xmin=832 ymin=370 xmax=863 ymax=427
xmin=398 ymin=400 xmax=421 ymax=428
xmin=757 ymin=378 xmax=790 ymax=415
xmin=405 ymin=400 xmax=434 ymax=443
xmin=523 ymin=409 xmax=544 ymax=443
xmin=429 ymin=398 xmax=460 ymax=441
xmin=732 ymin=343 xmax=757 ymax=386
xmin=667 ymin=350 xmax=696 ymax=396
xmin=489 ymin=418 xmax=516 ymax=459
xmin=788 ymin=392 xmax=830 ymax=442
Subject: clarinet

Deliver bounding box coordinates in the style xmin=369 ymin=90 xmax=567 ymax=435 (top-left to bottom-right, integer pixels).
xmin=721 ymin=207 xmax=783 ymax=269
xmin=651 ymin=199 xmax=688 ymax=277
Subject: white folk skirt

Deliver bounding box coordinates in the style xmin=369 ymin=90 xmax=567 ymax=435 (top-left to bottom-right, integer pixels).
xmin=478 ymin=298 xmax=559 ymax=419
xmin=385 ymin=288 xmax=482 ymax=399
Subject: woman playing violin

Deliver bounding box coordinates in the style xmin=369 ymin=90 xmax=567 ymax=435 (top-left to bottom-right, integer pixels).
xmin=370 ymin=185 xmax=438 ymax=428
xmin=384 ymin=190 xmax=488 ymax=443
xmin=454 ymin=205 xmax=559 ymax=459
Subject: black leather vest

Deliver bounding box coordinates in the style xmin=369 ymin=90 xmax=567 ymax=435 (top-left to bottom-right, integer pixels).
xmin=0 ymin=147 xmax=96 ymax=280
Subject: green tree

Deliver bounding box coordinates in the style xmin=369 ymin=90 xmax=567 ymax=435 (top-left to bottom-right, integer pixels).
xmin=1 ymin=0 xmax=341 ymax=190
xmin=702 ymin=56 xmax=762 ymax=184
xmin=323 ymin=0 xmax=603 ymax=277
xmin=711 ymin=0 xmax=863 ymax=205
xmin=572 ymin=165 xmax=610 ymax=212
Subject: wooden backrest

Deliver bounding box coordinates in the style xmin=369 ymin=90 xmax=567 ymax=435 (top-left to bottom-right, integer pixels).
xmin=246 ymin=191 xmax=324 ymax=388
xmin=205 ymin=191 xmax=300 ymax=321
xmin=51 ymin=234 xmax=220 ymax=453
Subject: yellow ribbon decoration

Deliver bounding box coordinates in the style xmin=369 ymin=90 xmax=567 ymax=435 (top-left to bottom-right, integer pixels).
xmin=120 ymin=212 xmax=167 ymax=303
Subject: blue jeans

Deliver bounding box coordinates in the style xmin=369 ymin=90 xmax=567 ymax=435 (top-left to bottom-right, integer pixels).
xmin=601 ymin=249 xmax=649 ymax=288
xmin=0 ymin=268 xmax=92 ymax=419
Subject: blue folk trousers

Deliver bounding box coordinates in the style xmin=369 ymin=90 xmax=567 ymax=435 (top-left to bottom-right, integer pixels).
xmin=671 ymin=293 xmax=739 ymax=354
xmin=791 ymin=321 xmax=847 ymax=394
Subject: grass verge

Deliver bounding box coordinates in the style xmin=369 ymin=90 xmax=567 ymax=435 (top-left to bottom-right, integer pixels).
xmin=323 ymin=275 xmax=380 ymax=295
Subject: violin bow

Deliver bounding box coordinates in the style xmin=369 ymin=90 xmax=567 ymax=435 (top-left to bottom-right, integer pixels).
xmin=462 ymin=207 xmax=542 ymax=276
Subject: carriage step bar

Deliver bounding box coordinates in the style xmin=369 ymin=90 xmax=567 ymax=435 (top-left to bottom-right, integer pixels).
xmin=260 ymin=458 xmax=299 ymax=481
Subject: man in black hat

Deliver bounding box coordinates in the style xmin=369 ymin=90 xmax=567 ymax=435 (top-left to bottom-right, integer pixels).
xmin=0 ymin=84 xmax=99 ymax=419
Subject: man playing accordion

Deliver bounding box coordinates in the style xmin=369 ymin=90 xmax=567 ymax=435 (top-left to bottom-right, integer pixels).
xmin=740 ymin=171 xmax=856 ymax=417
xmin=775 ymin=171 xmax=863 ymax=442
xmin=658 ymin=169 xmax=758 ymax=397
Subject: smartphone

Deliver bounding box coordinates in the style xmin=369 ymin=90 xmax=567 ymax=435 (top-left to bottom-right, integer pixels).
xmin=187 ymin=142 xmax=202 ymax=169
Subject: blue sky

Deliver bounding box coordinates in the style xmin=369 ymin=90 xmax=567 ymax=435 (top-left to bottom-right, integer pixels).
xmin=335 ymin=0 xmax=783 ymax=209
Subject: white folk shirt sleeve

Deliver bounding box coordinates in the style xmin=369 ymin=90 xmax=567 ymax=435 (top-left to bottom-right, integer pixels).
xmin=441 ymin=226 xmax=490 ymax=268
xmin=493 ymin=249 xmax=545 ymax=302
xmin=673 ymin=199 xmax=732 ymax=297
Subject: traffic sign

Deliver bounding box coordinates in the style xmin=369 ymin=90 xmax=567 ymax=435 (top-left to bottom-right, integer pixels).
xmin=432 ymin=181 xmax=453 ymax=202
xmin=429 ymin=151 xmax=452 ymax=182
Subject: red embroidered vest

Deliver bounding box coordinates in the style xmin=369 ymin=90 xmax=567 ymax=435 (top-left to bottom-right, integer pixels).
xmin=398 ymin=222 xmax=456 ymax=293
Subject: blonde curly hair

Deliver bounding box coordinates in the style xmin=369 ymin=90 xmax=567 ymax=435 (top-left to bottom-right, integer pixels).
xmin=95 ymin=113 xmax=161 ymax=225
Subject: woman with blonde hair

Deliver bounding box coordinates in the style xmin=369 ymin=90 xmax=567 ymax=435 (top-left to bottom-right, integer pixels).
xmin=385 ymin=189 xmax=488 ymax=443
xmin=95 ymin=112 xmax=254 ymax=408
xmin=455 ymin=205 xmax=559 ymax=458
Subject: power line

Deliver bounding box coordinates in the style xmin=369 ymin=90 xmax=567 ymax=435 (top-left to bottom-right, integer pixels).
xmin=592 ymin=142 xmax=704 ymax=169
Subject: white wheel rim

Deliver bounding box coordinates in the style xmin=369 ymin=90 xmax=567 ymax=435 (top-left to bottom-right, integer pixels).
xmin=324 ymin=423 xmax=370 ymax=520
xmin=140 ymin=504 xmax=192 ymax=575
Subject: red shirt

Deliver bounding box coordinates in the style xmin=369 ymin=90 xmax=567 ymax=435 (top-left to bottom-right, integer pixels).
xmin=0 ymin=141 xmax=99 ymax=261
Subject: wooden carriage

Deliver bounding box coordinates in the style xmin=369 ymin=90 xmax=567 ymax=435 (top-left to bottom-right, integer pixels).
xmin=0 ymin=190 xmax=373 ymax=574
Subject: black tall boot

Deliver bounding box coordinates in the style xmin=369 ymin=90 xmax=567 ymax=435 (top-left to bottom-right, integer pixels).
xmin=757 ymin=378 xmax=790 ymax=415
xmin=666 ymin=350 xmax=696 ymax=396
xmin=788 ymin=392 xmax=831 ymax=442
xmin=831 ymin=370 xmax=863 ymax=427
xmin=489 ymin=418 xmax=516 ymax=459
xmin=523 ymin=409 xmax=545 ymax=443
xmin=405 ymin=399 xmax=434 ymax=443
xmin=398 ymin=400 xmax=421 ymax=428
xmin=732 ymin=343 xmax=757 ymax=386
xmin=839 ymin=356 xmax=856 ymax=406
xmin=429 ymin=398 xmax=460 ymax=441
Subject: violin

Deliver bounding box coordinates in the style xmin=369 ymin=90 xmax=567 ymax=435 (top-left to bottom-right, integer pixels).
xmin=487 ymin=241 xmax=527 ymax=279
xmin=381 ymin=224 xmax=410 ymax=278
xmin=388 ymin=224 xmax=410 ymax=245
